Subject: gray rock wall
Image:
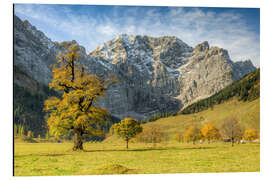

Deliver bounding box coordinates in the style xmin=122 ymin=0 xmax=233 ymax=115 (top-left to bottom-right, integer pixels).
xmin=14 ymin=15 xmax=256 ymax=120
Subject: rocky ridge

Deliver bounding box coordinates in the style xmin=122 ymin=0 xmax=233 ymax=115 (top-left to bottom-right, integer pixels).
xmin=14 ymin=15 xmax=256 ymax=120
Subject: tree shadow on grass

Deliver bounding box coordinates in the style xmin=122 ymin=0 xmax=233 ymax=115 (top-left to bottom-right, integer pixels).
xmin=170 ymin=146 xmax=224 ymax=151
xmin=15 ymin=153 xmax=69 ymax=158
xmin=181 ymin=146 xmax=217 ymax=150
xmin=14 ymin=148 xmax=168 ymax=158
xmin=14 ymin=146 xmax=221 ymax=158
xmin=83 ymin=148 xmax=168 ymax=153
xmin=80 ymin=146 xmax=220 ymax=152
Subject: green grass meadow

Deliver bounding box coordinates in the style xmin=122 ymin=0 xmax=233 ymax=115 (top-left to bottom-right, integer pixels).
xmin=14 ymin=141 xmax=260 ymax=176
xmin=14 ymin=98 xmax=260 ymax=176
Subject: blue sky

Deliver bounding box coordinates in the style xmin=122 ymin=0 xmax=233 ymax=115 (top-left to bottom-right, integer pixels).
xmin=14 ymin=4 xmax=260 ymax=67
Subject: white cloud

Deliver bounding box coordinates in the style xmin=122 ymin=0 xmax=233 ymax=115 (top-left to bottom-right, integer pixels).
xmin=98 ymin=25 xmax=118 ymax=36
xmin=14 ymin=5 xmax=260 ymax=67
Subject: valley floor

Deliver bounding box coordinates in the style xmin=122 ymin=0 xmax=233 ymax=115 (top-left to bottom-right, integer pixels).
xmin=14 ymin=141 xmax=260 ymax=176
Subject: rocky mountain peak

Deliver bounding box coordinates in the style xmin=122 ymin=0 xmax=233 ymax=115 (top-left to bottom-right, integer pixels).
xmin=90 ymin=34 xmax=193 ymax=71
xmin=22 ymin=19 xmax=33 ymax=29
xmin=22 ymin=18 xmax=54 ymax=49
xmin=208 ymin=46 xmax=230 ymax=58
xmin=194 ymin=41 xmax=209 ymax=52
xmin=14 ymin=15 xmax=256 ymax=120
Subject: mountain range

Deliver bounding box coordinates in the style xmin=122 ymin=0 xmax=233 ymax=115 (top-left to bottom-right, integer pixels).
xmin=14 ymin=14 xmax=256 ymax=122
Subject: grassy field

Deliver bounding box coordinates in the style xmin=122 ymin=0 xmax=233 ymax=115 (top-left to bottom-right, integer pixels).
xmin=105 ymin=98 xmax=259 ymax=144
xmin=14 ymin=98 xmax=260 ymax=176
xmin=14 ymin=141 xmax=260 ymax=176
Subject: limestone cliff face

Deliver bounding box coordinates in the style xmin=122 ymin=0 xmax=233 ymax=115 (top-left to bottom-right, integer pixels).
xmin=14 ymin=15 xmax=256 ymax=120
xmin=177 ymin=42 xmax=236 ymax=106
xmin=88 ymin=35 xmax=187 ymax=119
xmin=90 ymin=35 xmax=256 ymax=115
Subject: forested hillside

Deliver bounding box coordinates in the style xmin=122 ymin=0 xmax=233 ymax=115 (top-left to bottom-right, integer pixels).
xmin=14 ymin=66 xmax=58 ymax=136
xmin=181 ymin=69 xmax=260 ymax=114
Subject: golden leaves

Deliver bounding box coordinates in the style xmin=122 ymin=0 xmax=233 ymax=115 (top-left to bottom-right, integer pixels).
xmin=244 ymin=129 xmax=259 ymax=140
xmin=111 ymin=118 xmax=142 ymax=140
xmin=44 ymin=41 xmax=118 ymax=138
xmin=44 ymin=97 xmax=60 ymax=111
xmin=201 ymin=123 xmax=221 ymax=141
xmin=183 ymin=125 xmax=202 ymax=143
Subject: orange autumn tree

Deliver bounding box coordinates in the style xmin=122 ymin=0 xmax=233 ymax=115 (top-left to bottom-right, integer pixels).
xmin=174 ymin=133 xmax=183 ymax=143
xmin=243 ymin=129 xmax=259 ymax=141
xmin=184 ymin=125 xmax=202 ymax=144
xmin=201 ymin=123 xmax=221 ymax=143
xmin=44 ymin=41 xmax=118 ymax=150
xmin=136 ymin=124 xmax=165 ymax=145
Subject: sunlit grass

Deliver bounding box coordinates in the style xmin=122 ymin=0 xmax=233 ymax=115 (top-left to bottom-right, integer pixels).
xmin=14 ymin=141 xmax=259 ymax=176
xmin=14 ymin=98 xmax=260 ymax=176
xmin=138 ymin=98 xmax=260 ymax=140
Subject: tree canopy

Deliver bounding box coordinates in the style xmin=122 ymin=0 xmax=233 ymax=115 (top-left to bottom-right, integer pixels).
xmin=220 ymin=116 xmax=243 ymax=147
xmin=111 ymin=117 xmax=142 ymax=149
xmin=136 ymin=124 xmax=164 ymax=144
xmin=44 ymin=41 xmax=118 ymax=150
xmin=174 ymin=133 xmax=183 ymax=143
xmin=244 ymin=129 xmax=259 ymax=141
xmin=183 ymin=125 xmax=202 ymax=144
xmin=201 ymin=123 xmax=221 ymax=143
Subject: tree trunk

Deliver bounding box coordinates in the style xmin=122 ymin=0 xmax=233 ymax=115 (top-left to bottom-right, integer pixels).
xmin=231 ymin=137 xmax=234 ymax=147
xmin=73 ymin=131 xmax=83 ymax=151
xmin=126 ymin=138 xmax=129 ymax=149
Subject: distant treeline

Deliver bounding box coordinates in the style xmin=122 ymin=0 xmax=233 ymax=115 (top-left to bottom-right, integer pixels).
xmin=14 ymin=83 xmax=58 ymax=137
xmin=140 ymin=111 xmax=178 ymax=124
xmin=181 ymin=69 xmax=260 ymax=114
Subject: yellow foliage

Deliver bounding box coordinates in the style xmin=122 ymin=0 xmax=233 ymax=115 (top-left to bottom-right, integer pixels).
xmin=111 ymin=118 xmax=142 ymax=149
xmin=44 ymin=41 xmax=119 ymax=141
xmin=136 ymin=124 xmax=164 ymax=143
xmin=201 ymin=123 xmax=221 ymax=143
xmin=244 ymin=129 xmax=259 ymax=140
xmin=27 ymin=131 xmax=32 ymax=137
xmin=174 ymin=133 xmax=183 ymax=143
xmin=183 ymin=125 xmax=202 ymax=144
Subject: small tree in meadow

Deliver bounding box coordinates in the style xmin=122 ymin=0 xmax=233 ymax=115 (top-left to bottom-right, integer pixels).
xmin=174 ymin=133 xmax=183 ymax=143
xmin=111 ymin=118 xmax=142 ymax=149
xmin=15 ymin=124 xmax=24 ymax=136
xmin=19 ymin=125 xmax=24 ymax=136
xmin=136 ymin=124 xmax=164 ymax=145
xmin=243 ymin=129 xmax=259 ymax=141
xmin=45 ymin=130 xmax=50 ymax=140
xmin=221 ymin=117 xmax=243 ymax=147
xmin=27 ymin=130 xmax=32 ymax=138
xmin=184 ymin=125 xmax=202 ymax=144
xmin=201 ymin=123 xmax=221 ymax=143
